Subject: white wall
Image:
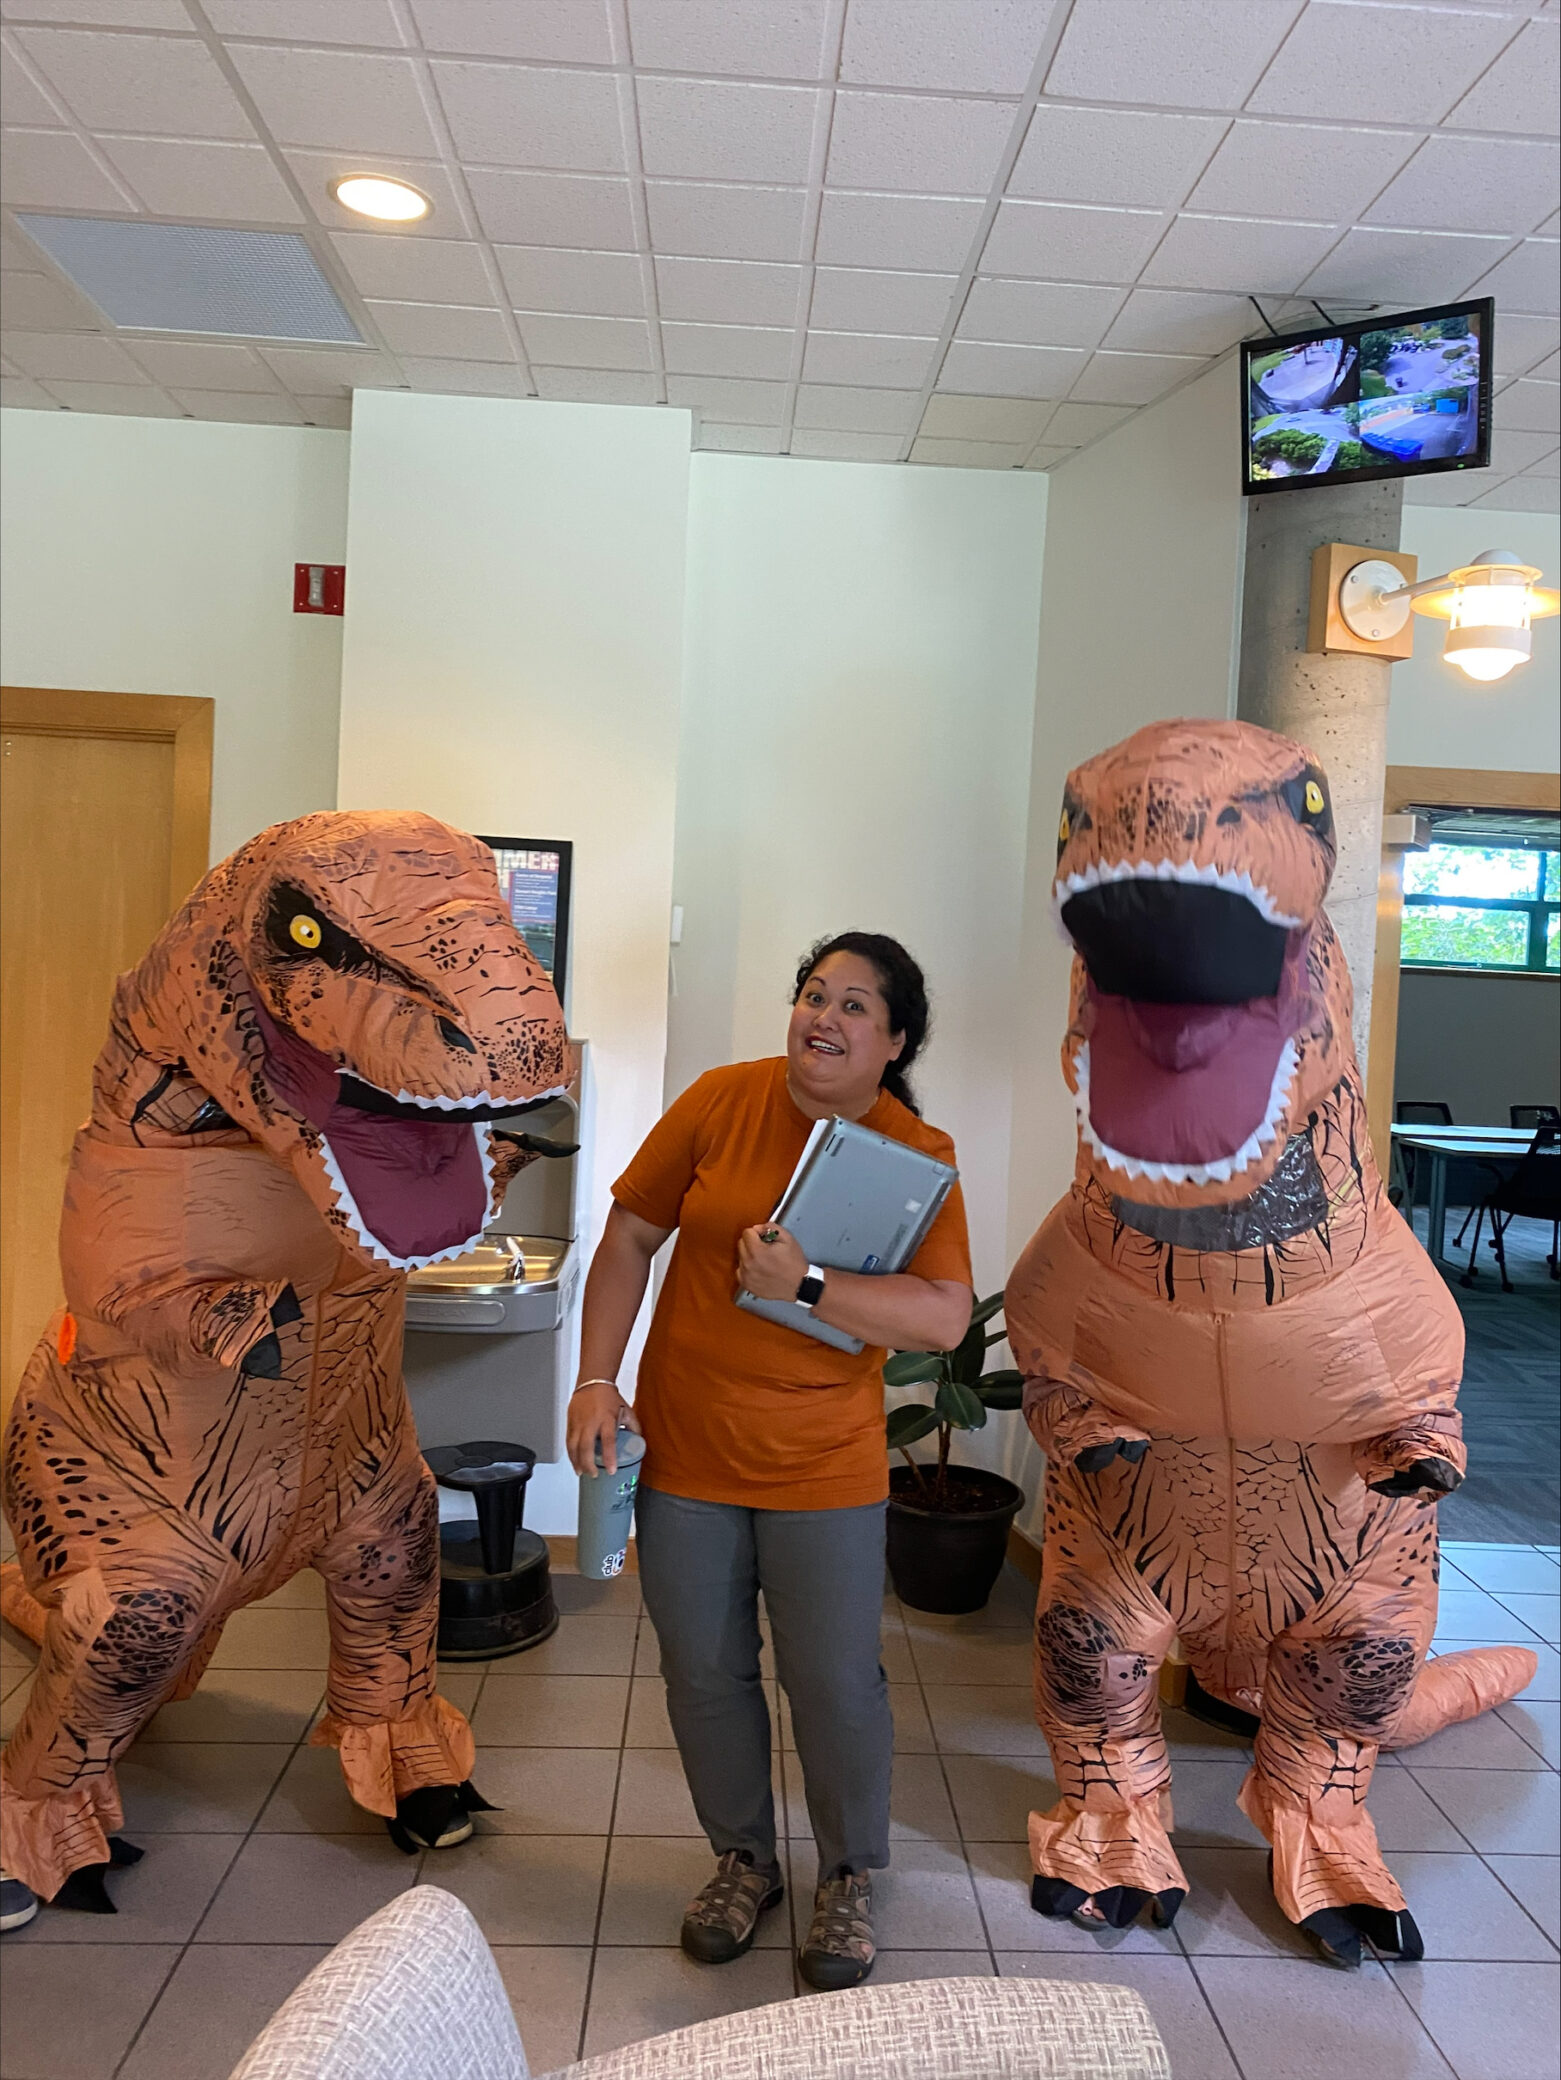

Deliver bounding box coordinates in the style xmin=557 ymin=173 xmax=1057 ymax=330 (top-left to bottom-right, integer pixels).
xmin=0 ymin=409 xmax=348 ymax=861
xmin=1391 ymin=507 xmax=1561 ymax=775
xmin=335 ymin=389 xmax=692 ymax=1531
xmin=669 ymin=454 xmax=1048 ymax=1297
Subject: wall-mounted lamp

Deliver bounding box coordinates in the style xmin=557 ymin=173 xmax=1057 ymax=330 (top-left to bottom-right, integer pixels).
xmin=1310 ymin=542 xmax=1558 ymax=682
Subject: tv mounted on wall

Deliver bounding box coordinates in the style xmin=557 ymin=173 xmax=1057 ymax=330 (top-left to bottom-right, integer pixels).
xmin=477 ymin=836 xmax=573 ymax=1010
xmin=1241 ymin=298 xmax=1493 ymax=496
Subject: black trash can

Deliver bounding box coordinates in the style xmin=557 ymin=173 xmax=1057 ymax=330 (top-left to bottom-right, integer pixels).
xmin=425 ymin=1440 xmax=559 ymax=1660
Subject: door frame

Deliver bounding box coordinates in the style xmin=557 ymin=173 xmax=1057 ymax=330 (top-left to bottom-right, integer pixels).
xmin=1 ymin=686 xmax=214 ymax=906
xmin=1368 ymin=762 xmax=1561 ymax=1156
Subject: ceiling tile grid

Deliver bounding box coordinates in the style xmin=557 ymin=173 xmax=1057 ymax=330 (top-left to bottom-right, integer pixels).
xmin=0 ymin=0 xmax=1549 ymax=507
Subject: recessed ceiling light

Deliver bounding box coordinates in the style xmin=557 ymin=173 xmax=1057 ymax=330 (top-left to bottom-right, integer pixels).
xmin=331 ymin=175 xmax=431 ymax=224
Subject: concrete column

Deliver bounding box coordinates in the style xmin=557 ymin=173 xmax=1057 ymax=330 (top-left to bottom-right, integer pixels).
xmin=1236 ymin=479 xmax=1403 ymax=1073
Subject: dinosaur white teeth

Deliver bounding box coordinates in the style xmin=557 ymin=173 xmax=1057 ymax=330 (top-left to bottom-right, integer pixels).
xmin=1050 ymin=859 xmax=1304 ymax=933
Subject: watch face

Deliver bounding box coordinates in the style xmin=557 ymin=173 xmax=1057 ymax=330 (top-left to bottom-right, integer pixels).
xmin=797 ymin=1274 xmax=825 ymax=1306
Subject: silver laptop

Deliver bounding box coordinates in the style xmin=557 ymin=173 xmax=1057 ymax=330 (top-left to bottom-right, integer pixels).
xmin=736 ymin=1116 xmax=958 ymax=1353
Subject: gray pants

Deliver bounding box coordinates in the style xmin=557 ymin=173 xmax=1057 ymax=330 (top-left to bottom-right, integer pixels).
xmin=635 ymin=1485 xmax=892 ymax=1879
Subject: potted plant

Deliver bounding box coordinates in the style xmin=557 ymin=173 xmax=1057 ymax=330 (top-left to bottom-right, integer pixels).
xmin=883 ymin=1291 xmax=1027 ymax=1614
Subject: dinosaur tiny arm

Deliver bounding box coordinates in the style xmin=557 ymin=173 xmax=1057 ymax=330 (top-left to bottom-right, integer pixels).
xmin=1024 ymin=1377 xmax=1151 ymax=1471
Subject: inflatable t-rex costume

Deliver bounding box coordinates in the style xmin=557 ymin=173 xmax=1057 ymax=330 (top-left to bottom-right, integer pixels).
xmin=1006 ymin=719 xmax=1535 ymax=1969
xmin=1 ymin=812 xmax=567 ymax=1909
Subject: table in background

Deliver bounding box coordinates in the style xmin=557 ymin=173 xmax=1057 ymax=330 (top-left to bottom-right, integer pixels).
xmin=1389 ymin=1124 xmax=1535 ymax=1270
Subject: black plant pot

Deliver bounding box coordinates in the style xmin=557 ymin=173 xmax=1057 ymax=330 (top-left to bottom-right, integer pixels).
xmin=886 ymin=1467 xmax=1025 ymax=1615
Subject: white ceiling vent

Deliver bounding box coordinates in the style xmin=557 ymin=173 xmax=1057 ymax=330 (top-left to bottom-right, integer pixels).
xmin=14 ymin=217 xmax=362 ymax=345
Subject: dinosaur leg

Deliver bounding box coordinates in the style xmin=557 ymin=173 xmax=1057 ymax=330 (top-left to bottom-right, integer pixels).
xmin=309 ymin=1433 xmax=478 ymax=1846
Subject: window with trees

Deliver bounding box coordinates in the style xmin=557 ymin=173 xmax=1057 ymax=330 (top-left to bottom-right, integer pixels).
xmin=1402 ymin=826 xmax=1560 ymax=972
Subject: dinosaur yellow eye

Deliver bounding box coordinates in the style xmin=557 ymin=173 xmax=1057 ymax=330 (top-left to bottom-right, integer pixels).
xmin=1058 ymin=808 xmax=1071 ymax=845
xmin=289 ymin=913 xmax=323 ymax=950
xmin=1304 ymin=780 xmax=1326 ymax=816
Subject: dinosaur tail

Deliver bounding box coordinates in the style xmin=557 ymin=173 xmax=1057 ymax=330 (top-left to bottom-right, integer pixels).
xmin=1384 ymin=1646 xmax=1539 ymax=1751
xmin=0 ymin=1561 xmax=47 ymax=1646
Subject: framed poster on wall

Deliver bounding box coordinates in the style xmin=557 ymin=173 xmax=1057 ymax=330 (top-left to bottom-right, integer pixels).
xmin=477 ymin=836 xmax=573 ymax=1008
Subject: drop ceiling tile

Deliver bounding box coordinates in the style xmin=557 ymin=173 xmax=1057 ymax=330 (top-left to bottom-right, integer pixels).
xmin=1530 ymin=350 xmax=1561 ymax=383
xmin=11 ymin=1 xmax=188 ymax=25
xmin=1366 ymin=138 xmax=1560 ymax=239
xmin=1021 ymin=444 xmax=1074 ymax=469
xmin=982 ymin=200 xmax=1165 ymax=284
xmin=1187 ymin=119 xmax=1417 ymax=224
xmin=1471 ymin=475 xmax=1560 ymax=511
xmin=1538 ymin=214 xmax=1560 ymax=240
xmin=1 ymin=226 xmax=47 ymax=273
xmin=1447 ymin=20 xmax=1561 ymax=136
xmin=809 ymin=267 xmax=957 ymax=336
xmin=333 ymin=231 xmax=493 ymax=305
xmin=1524 ymin=448 xmax=1560 ymax=478
xmin=514 ymin=310 xmax=653 ymax=369
xmin=130 ymin=338 xmax=281 ymax=389
xmin=793 ymin=382 xmax=921 ymax=433
xmin=533 ymin=366 xmax=660 ymax=404
xmin=465 ymin=168 xmax=635 ymax=249
xmin=1249 ymin=0 xmax=1517 ymax=125
xmin=654 ymin=255 xmax=803 ymax=327
xmin=636 ymin=78 xmax=819 ymax=185
xmin=3 ymin=327 xmax=145 ymax=380
xmin=1069 ymin=347 xmax=1203 ymax=404
xmin=101 ymin=138 xmax=303 ymax=223
xmin=286 ymin=150 xmax=469 ymax=237
xmin=1401 ymin=468 xmax=1490 ymax=506
xmin=363 ymin=298 xmax=508 ymax=359
xmin=1302 ymin=226 xmax=1513 ymax=307
xmin=800 ymin=329 xmax=937 ymax=388
xmin=661 ymin=320 xmax=792 ymax=377
xmin=1141 ymin=213 xmax=1338 ymax=294
xmin=167 ymin=386 xmax=305 ymax=422
xmin=1467 ymin=240 xmax=1561 ymax=319
xmin=205 ymin=2 xmax=405 ymax=41
xmin=841 ymin=0 xmax=1053 ymax=94
xmin=0 ymin=269 xmax=101 ymax=329
xmin=0 ymin=126 xmax=140 ymax=211
xmin=396 ymin=354 xmax=528 ymax=393
xmin=1044 ymin=0 xmax=1300 ymax=109
xmin=410 ymin=0 xmax=614 ymax=63
xmin=497 ymin=245 xmax=645 ymax=316
xmin=259 ymin=343 xmax=401 ymax=390
xmin=1 ymin=49 xmax=67 ymax=127
xmin=627 ymin=0 xmax=831 ymax=78
xmin=940 ymin=338 xmax=1086 ymax=396
xmin=231 ymin=44 xmax=438 ymax=154
xmin=1496 ymin=379 xmax=1561 ymax=435
xmin=0 ymin=374 xmax=57 ymax=407
xmin=294 ymin=393 xmax=352 ymax=426
xmin=1489 ymin=428 xmax=1561 ymax=474
xmin=646 ymin=182 xmax=807 ymax=263
xmin=1041 ymin=398 xmax=1134 ymax=444
xmin=664 ymin=373 xmax=786 ymax=423
xmin=17 ymin=27 xmax=254 ymax=138
xmin=698 ymin=422 xmax=785 ymax=452
xmin=815 ymin=191 xmax=984 ymax=273
xmin=920 ymin=391 xmax=1054 ymax=441
xmin=909 ymin=435 xmax=1021 ymax=468
xmin=1102 ymin=286 xmax=1260 ymax=356
xmin=40 ymin=377 xmax=182 ymax=413
xmin=790 ymin=428 xmax=904 ymax=461
xmin=958 ymin=278 xmax=1123 ymax=348
xmin=826 ymin=91 xmax=1015 ymax=197
xmin=430 ymin=60 xmax=625 ymax=170
xmin=1009 ymin=104 xmax=1225 ymax=210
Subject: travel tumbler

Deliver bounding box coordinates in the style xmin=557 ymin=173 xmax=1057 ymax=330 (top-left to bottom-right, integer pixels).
xmin=576 ymin=1426 xmax=647 ymax=1579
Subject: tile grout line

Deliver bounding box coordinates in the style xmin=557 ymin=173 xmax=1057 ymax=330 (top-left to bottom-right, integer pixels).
xmin=571 ymin=1596 xmax=641 ymax=2063
xmin=1178 ymin=1955 xmax=1252 ymax=2080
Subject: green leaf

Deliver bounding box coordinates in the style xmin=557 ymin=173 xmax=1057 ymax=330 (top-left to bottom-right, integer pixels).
xmin=974 ymin=1370 xmax=1024 ymax=1411
xmin=883 ymin=1350 xmax=944 ymax=1389
xmin=949 ymin=1317 xmax=988 ymax=1386
xmin=970 ymin=1290 xmax=1006 ymax=1327
xmin=886 ymin=1403 xmax=940 ymax=1449
xmin=935 ymin=1378 xmax=987 ymax=1431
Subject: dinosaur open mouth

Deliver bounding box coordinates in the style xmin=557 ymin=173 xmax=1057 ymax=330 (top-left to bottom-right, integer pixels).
xmin=1058 ymin=875 xmax=1304 ymax=1185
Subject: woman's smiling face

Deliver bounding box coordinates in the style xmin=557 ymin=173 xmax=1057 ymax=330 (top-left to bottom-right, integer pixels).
xmin=786 ymin=951 xmax=904 ymax=1117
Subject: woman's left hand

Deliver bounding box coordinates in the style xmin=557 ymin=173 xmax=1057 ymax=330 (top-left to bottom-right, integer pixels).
xmin=737 ymin=1223 xmax=809 ymax=1302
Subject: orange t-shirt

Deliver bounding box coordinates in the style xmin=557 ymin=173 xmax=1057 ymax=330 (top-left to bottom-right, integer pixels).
xmin=613 ymin=1057 xmax=972 ymax=1512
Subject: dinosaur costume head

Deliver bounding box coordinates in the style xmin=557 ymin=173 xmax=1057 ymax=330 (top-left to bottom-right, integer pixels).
xmin=1053 ymin=718 xmax=1349 ymax=1210
xmin=119 ymin=810 xmax=568 ymax=1269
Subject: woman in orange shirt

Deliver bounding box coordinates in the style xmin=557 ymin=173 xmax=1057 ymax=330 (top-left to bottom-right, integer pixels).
xmin=567 ymin=933 xmax=972 ymax=1991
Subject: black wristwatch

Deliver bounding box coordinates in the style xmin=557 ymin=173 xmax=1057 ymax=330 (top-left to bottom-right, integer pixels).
xmin=795 ymin=1263 xmax=826 ymax=1309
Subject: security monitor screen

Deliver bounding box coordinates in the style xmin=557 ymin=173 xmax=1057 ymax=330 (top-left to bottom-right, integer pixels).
xmin=478 ymin=837 xmax=573 ymax=1006
xmin=1242 ymin=299 xmax=1492 ymax=494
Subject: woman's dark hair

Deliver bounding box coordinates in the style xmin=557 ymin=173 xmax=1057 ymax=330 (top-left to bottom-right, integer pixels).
xmin=791 ymin=931 xmax=931 ymax=1115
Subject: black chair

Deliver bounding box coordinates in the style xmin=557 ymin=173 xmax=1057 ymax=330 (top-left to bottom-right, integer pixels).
xmin=1511 ymin=1105 xmax=1561 ymax=1130
xmin=1396 ymin=1101 xmax=1454 ymax=1125
xmin=1459 ymin=1125 xmax=1561 ymax=1291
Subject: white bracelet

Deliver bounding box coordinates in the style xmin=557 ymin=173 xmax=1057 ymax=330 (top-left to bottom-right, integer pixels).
xmin=573 ymin=1377 xmax=620 ymax=1396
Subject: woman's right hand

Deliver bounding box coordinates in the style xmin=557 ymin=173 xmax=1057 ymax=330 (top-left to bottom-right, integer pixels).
xmin=566 ymin=1381 xmax=642 ymax=1476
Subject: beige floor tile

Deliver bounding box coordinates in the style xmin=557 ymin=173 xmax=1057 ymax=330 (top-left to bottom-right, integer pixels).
xmin=597 ymin=1836 xmax=791 ymax=1948
xmin=1445 ymin=1548 xmax=1561 ymax=1597
xmin=490 ymin=1947 xmax=593 ymax=2073
xmin=999 ymin=1951 xmax=1241 ymax=2078
xmin=247 ymin=1568 xmax=328 ymax=1610
xmin=1166 ymin=1758 xmax=1268 ymax=1847
xmin=868 ymin=1949 xmax=997 ymax=1982
xmin=195 ymin=1832 xmax=419 ymax=1945
xmin=415 ymin=1835 xmax=607 ymax=1945
xmin=969 ymin=1841 xmax=1181 ymax=1955
xmin=922 ymin=1683 xmax=1048 ymax=1756
xmin=1366 ymin=1766 xmax=1473 ymax=1851
xmin=1492 ymin=1591 xmax=1561 ymax=1645
xmin=790 ymin=1839 xmax=987 ymax=1951
xmin=138 ymin=1668 xmax=325 ymax=1744
xmin=897 ymin=1571 xmax=1038 ymax=1634
xmin=208 ymin=1605 xmax=333 ymax=1669
xmin=1173 ymin=1845 xmax=1316 ymax=1959
xmin=552 ymin=1569 xmax=642 ymax=1617
xmin=1497 ymin=1697 xmax=1559 ymax=1767
xmin=1408 ymin=1765 xmax=1561 ymax=1855
xmin=11 ymin=1834 xmax=245 ymax=1946
xmin=116 ymin=1742 xmax=292 ymax=1833
xmin=253 ymin=1744 xmax=388 ymax=1834
xmin=614 ymin=1744 xmax=779 ymax=1836
xmin=877 ymin=1631 xmax=916 ymax=1682
xmin=118 ymin=1944 xmax=330 ymax=2080
xmin=1385 ymin=1849 xmax=1557 ymax=1961
xmin=1483 ymin=1853 xmax=1560 ymax=1946
xmin=479 ymin=1613 xmax=639 ymax=1676
xmin=941 ymin=1752 xmax=1057 ymax=1843
xmin=1196 ymin=1956 xmax=1456 ymax=2079
xmin=1433 ymin=1586 xmax=1533 ymax=1640
xmin=435 ymin=1665 xmax=485 ymax=1717
xmin=581 ymin=1945 xmax=796 ymax=2059
xmin=1392 ymin=1708 xmax=1552 ymax=1770
xmin=780 ymin=1750 xmax=959 ymax=1844
xmin=904 ymin=1628 xmax=1034 ymax=1686
xmin=471 ymin=1672 xmax=629 ymax=1746
xmin=468 ymin=1746 xmax=621 ymax=1834
xmin=1398 ymin=1960 xmax=1561 ymax=2080
xmin=0 ymin=1944 xmax=181 ymax=2080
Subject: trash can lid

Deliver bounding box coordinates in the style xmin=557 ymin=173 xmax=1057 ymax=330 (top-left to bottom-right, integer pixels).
xmin=425 ymin=1440 xmax=537 ymax=1490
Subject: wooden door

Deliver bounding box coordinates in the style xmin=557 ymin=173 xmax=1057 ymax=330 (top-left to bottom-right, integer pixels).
xmin=1 ymin=689 xmax=212 ymax=1424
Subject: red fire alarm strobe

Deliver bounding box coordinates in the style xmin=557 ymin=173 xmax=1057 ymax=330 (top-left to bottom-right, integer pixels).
xmin=294 ymin=563 xmax=345 ymax=615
